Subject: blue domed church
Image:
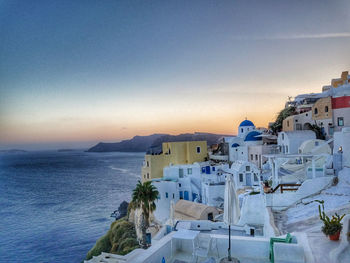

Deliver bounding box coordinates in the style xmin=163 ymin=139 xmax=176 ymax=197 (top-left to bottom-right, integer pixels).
xmin=238 ymin=119 xmax=255 ymax=137
xmin=224 ymin=119 xmax=263 ymax=163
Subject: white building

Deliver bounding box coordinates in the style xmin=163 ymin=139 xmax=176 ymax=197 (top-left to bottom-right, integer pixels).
xmin=223 ymin=161 xmax=260 ymax=189
xmin=152 ymin=162 xmax=229 ymax=222
xmin=277 ymin=130 xmax=316 ymax=154
xmin=334 ymin=127 xmax=350 ymax=168
xmin=225 ymin=120 xmax=264 ymax=163
xmin=331 ymin=85 xmax=350 ymax=132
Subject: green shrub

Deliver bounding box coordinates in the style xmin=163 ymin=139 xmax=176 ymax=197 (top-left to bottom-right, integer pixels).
xmin=85 ymin=232 xmax=112 ymax=260
xmin=85 ymin=218 xmax=139 ymax=260
xmin=270 ymin=106 xmax=296 ymax=134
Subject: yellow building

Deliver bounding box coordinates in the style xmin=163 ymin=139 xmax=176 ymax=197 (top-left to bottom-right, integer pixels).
xmin=331 ymin=71 xmax=349 ymax=88
xmin=141 ymin=141 xmax=208 ymax=182
xmin=312 ymin=97 xmax=332 ymax=121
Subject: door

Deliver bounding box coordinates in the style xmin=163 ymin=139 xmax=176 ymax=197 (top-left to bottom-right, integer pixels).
xmin=192 ymin=193 xmax=197 ymax=201
xmin=246 ymin=173 xmax=252 ymax=186
xmin=179 ymin=168 xmax=184 ymax=178
xmin=184 ymin=191 xmax=189 ymax=200
xmin=179 ymin=191 xmax=183 ymax=199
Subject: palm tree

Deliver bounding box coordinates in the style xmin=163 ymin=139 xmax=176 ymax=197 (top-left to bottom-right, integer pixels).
xmin=131 ymin=181 xmax=159 ymax=248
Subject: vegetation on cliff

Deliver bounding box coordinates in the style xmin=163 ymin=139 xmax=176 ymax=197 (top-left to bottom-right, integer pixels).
xmin=85 ymin=218 xmax=139 ymax=261
xmin=270 ymin=106 xmax=296 ymax=134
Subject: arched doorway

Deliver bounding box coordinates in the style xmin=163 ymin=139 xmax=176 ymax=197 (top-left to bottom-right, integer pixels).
xmin=303 ymin=123 xmax=313 ymax=130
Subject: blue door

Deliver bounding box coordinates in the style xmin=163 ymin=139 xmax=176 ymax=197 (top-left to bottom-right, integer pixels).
xmin=184 ymin=191 xmax=189 ymax=200
xmin=205 ymin=166 xmax=211 ymax=174
xmin=179 ymin=191 xmax=183 ymax=199
xmin=192 ymin=193 xmax=197 ymax=201
xmin=246 ymin=173 xmax=252 ymax=186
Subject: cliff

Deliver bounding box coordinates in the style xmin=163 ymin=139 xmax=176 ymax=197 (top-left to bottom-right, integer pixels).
xmin=87 ymin=134 xmax=166 ymax=152
xmin=87 ymin=132 xmax=229 ymax=153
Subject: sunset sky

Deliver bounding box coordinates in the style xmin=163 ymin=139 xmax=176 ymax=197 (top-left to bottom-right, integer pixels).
xmin=1 ymin=0 xmax=350 ymax=150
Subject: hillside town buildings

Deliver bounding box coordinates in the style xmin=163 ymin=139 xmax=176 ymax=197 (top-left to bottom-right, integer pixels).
xmin=282 ymin=71 xmax=350 ymax=138
xmin=87 ymin=71 xmax=350 ymax=263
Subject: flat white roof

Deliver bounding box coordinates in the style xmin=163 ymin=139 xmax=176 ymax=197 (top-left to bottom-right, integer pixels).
xmin=263 ymin=153 xmax=326 ymax=158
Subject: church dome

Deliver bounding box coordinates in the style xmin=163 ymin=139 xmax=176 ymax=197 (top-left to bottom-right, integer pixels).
xmin=244 ymin=131 xmax=262 ymax=141
xmin=239 ymin=120 xmax=254 ymax=127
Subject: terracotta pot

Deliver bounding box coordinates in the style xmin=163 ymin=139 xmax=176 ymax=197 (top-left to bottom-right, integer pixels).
xmin=329 ymin=231 xmax=340 ymax=241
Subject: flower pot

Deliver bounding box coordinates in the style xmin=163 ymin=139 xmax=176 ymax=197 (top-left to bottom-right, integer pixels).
xmin=329 ymin=231 xmax=340 ymax=241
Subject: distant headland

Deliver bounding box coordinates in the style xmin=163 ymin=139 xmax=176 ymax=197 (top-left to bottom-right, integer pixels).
xmin=0 ymin=149 xmax=27 ymax=153
xmin=87 ymin=132 xmax=230 ymax=153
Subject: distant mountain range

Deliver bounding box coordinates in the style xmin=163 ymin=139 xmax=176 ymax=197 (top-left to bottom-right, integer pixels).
xmin=87 ymin=132 xmax=230 ymax=153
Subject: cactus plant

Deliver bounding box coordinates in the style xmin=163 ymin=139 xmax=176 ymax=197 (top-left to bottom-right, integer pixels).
xmin=315 ymin=200 xmax=345 ymax=239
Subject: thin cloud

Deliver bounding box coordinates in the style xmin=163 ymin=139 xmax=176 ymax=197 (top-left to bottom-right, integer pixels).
xmin=233 ymin=32 xmax=350 ymax=41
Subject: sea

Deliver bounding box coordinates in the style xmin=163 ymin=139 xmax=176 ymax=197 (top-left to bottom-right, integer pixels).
xmin=0 ymin=150 xmax=144 ymax=263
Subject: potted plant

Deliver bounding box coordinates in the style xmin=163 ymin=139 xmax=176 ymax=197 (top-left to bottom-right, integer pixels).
xmin=316 ymin=200 xmax=345 ymax=241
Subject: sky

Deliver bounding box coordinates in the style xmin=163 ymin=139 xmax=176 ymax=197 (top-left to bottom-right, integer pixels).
xmin=1 ymin=0 xmax=350 ymax=150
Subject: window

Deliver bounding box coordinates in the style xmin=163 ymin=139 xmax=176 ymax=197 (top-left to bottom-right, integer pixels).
xmin=325 ymin=106 xmax=329 ymax=112
xmin=239 ymin=173 xmax=243 ymax=182
xmin=338 ymin=117 xmax=344 ymax=126
xmin=314 ymin=108 xmax=318 ymax=115
xmin=255 ymin=154 xmax=258 ymax=161
xmin=254 ymin=174 xmax=258 ymax=181
xmin=147 ymin=173 xmax=149 ymax=179
xmin=165 ymin=192 xmax=168 ymax=198
xmin=282 ymin=134 xmax=284 ymax=140
xmin=173 ymin=193 xmax=175 ymax=199
xmin=296 ymin=124 xmax=302 ymax=130
xmin=179 ymin=183 xmax=182 ymax=187
xmin=196 ymin=146 xmax=201 ymax=153
xmin=241 ymin=128 xmax=243 ymax=133
xmin=286 ymin=146 xmax=288 ymax=153
xmin=187 ymin=168 xmax=192 ymax=174
xmin=287 ymin=120 xmax=290 ymax=127
xmin=250 ymin=154 xmax=253 ymax=160
xmin=147 ymin=161 xmax=149 ymax=167
xmin=179 ymin=168 xmax=184 ymax=178
xmin=246 ymin=166 xmax=250 ymax=171
xmin=212 ymin=167 xmax=215 ymax=171
xmin=144 ymin=174 xmax=146 ymax=178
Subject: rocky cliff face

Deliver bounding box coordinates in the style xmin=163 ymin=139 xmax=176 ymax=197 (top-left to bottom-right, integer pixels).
xmin=87 ymin=132 xmax=229 ymax=153
xmin=87 ymin=134 xmax=166 ymax=152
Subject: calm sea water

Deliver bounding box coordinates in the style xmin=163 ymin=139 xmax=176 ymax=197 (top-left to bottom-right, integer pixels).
xmin=0 ymin=150 xmax=144 ymax=263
